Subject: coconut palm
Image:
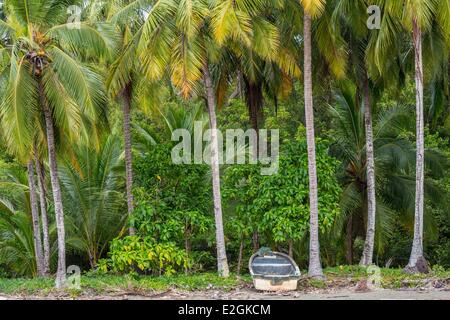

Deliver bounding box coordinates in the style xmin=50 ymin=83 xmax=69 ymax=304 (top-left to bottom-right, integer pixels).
xmin=0 ymin=0 xmax=116 ymax=287
xmin=331 ymin=0 xmax=378 ymax=266
xmin=102 ymin=0 xmax=152 ymax=236
xmin=369 ymin=0 xmax=450 ymax=273
xmin=33 ymin=148 xmax=50 ymax=275
xmin=108 ymin=0 xmax=229 ymax=276
xmin=299 ymin=0 xmax=327 ymax=279
xmin=26 ymin=161 xmax=45 ymax=275
xmin=329 ymin=85 xmax=447 ymax=263
xmin=110 ymin=0 xmax=288 ymax=277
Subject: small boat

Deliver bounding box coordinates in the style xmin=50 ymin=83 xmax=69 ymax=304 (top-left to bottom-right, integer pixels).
xmin=249 ymin=248 xmax=301 ymax=292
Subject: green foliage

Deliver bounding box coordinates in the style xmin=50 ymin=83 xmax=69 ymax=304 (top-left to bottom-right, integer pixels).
xmin=0 ymin=211 xmax=38 ymax=277
xmin=224 ymin=136 xmax=341 ymax=246
xmin=0 ymin=163 xmax=54 ymax=277
xmin=328 ymin=86 xmax=449 ymax=263
xmin=132 ymin=142 xmax=213 ymax=247
xmin=59 ymin=134 xmax=127 ymax=267
xmin=0 ymin=0 xmax=449 ymax=282
xmin=98 ymin=236 xmax=188 ymax=276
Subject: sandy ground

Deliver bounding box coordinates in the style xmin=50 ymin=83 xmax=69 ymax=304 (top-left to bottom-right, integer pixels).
xmin=1 ymin=288 xmax=449 ymax=300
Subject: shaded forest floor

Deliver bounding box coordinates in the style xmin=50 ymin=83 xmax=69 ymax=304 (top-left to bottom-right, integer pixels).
xmin=0 ymin=267 xmax=449 ymax=300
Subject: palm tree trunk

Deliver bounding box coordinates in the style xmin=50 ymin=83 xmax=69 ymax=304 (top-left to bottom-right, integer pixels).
xmin=345 ymin=215 xmax=353 ymax=265
xmin=123 ymin=83 xmax=136 ymax=236
xmin=244 ymin=77 xmax=263 ymax=165
xmin=34 ymin=150 xmax=51 ymax=276
xmin=252 ymin=231 xmax=260 ymax=252
xmin=288 ymin=240 xmax=294 ymax=258
xmin=203 ymin=60 xmax=230 ymax=278
xmin=304 ymin=13 xmax=324 ymax=279
xmin=406 ymin=19 xmax=427 ymax=273
xmin=360 ymin=77 xmax=376 ymax=266
xmin=41 ymin=85 xmax=66 ymax=288
xmin=27 ymin=161 xmax=44 ymax=277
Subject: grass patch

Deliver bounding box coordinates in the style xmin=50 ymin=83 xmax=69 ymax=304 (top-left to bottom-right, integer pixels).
xmin=0 ymin=267 xmax=448 ymax=296
xmin=0 ymin=273 xmax=251 ymax=296
xmin=323 ymin=266 xmax=450 ymax=289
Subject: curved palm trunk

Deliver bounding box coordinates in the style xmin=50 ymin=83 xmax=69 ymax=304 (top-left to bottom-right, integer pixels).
xmin=34 ymin=152 xmax=51 ymax=276
xmin=304 ymin=13 xmax=324 ymax=279
xmin=41 ymin=87 xmax=66 ymax=288
xmin=203 ymin=61 xmax=230 ymax=278
xmin=123 ymin=83 xmax=135 ymax=236
xmin=406 ymin=19 xmax=427 ymax=274
xmin=27 ymin=161 xmax=44 ymax=277
xmin=360 ymin=77 xmax=376 ymax=266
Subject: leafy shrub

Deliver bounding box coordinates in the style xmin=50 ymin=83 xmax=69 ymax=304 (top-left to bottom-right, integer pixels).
xmin=224 ymin=137 xmax=341 ymax=247
xmin=131 ymin=142 xmax=214 ymax=268
xmin=98 ymin=236 xmax=188 ymax=276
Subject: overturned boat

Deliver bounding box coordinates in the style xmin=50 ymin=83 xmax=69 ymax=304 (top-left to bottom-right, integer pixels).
xmin=249 ymin=249 xmax=301 ymax=292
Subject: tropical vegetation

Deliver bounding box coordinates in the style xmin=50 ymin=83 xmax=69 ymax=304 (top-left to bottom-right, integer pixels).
xmin=0 ymin=0 xmax=449 ymax=291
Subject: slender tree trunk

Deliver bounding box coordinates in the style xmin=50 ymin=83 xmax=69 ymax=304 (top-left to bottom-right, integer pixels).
xmin=27 ymin=161 xmax=45 ymax=277
xmin=244 ymin=78 xmax=263 ymax=154
xmin=252 ymin=231 xmax=260 ymax=252
xmin=304 ymin=13 xmax=324 ymax=279
xmin=288 ymin=240 xmax=294 ymax=258
xmin=123 ymin=83 xmax=136 ymax=236
xmin=406 ymin=19 xmax=427 ymax=274
xmin=203 ymin=60 xmax=230 ymax=278
xmin=34 ymin=150 xmax=51 ymax=276
xmin=245 ymin=80 xmax=263 ymax=246
xmin=184 ymin=226 xmax=191 ymax=256
xmin=88 ymin=252 xmax=95 ymax=270
xmin=360 ymin=77 xmax=377 ymax=266
xmin=345 ymin=215 xmax=353 ymax=265
xmin=237 ymin=238 xmax=244 ymax=275
xmin=41 ymin=85 xmax=66 ymax=288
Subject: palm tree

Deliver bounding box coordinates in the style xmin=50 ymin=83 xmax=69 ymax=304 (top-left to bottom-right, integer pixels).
xmin=331 ymin=0 xmax=377 ymax=266
xmin=371 ymin=0 xmax=449 ymax=273
xmin=300 ymin=0 xmax=326 ymax=279
xmin=329 ymin=85 xmax=447 ymax=263
xmin=110 ymin=0 xmax=286 ymax=277
xmin=0 ymin=0 xmax=115 ymax=287
xmin=105 ymin=1 xmax=151 ymax=236
xmin=109 ymin=0 xmax=231 ymax=276
xmin=26 ymin=161 xmax=44 ymax=276
xmin=208 ymin=0 xmax=301 ymax=253
xmin=33 ymin=147 xmax=51 ymax=275
xmin=59 ymin=135 xmax=126 ymax=268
